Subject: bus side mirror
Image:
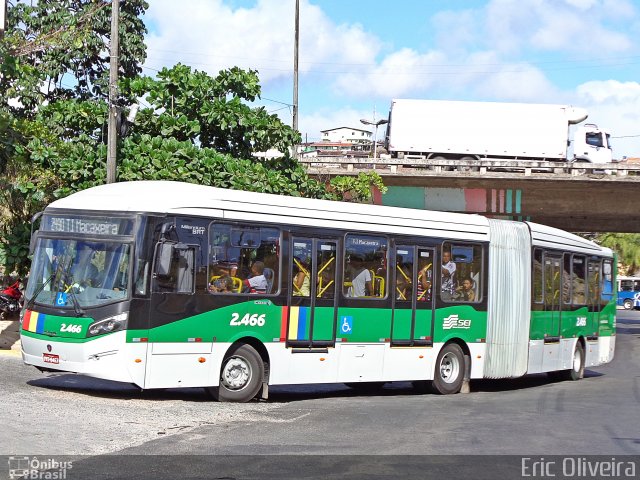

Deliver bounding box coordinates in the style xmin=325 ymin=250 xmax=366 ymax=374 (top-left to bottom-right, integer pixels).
xmin=29 ymin=211 xmax=44 ymax=255
xmin=156 ymin=242 xmax=175 ymax=276
xmin=29 ymin=231 xmax=39 ymax=255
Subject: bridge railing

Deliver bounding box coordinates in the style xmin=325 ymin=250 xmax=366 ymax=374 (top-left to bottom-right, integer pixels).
xmin=298 ymin=156 xmax=640 ymax=178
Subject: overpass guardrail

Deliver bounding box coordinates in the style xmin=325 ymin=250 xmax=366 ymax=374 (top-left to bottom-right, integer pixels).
xmin=299 ymin=156 xmax=640 ymax=180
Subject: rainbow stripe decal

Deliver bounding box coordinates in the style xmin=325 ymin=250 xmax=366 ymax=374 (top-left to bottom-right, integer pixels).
xmin=22 ymin=310 xmax=46 ymax=334
xmin=287 ymin=306 xmax=310 ymax=341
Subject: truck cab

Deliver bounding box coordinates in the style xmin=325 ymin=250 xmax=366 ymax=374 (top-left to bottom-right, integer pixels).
xmin=572 ymin=123 xmax=612 ymax=164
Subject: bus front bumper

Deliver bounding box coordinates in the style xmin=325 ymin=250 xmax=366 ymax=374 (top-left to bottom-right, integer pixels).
xmin=21 ymin=330 xmax=147 ymax=386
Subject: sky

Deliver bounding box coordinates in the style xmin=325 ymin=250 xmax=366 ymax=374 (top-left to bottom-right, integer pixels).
xmin=143 ymin=0 xmax=640 ymax=158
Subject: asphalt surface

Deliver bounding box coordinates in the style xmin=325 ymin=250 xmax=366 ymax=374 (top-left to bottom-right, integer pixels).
xmin=1 ymin=310 xmax=639 ymax=479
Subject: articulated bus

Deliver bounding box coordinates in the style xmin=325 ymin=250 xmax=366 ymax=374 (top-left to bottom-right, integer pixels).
xmin=617 ymin=276 xmax=640 ymax=310
xmin=20 ymin=181 xmax=616 ymax=402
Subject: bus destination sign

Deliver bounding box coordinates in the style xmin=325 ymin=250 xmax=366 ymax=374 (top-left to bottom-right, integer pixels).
xmin=43 ymin=216 xmax=133 ymax=236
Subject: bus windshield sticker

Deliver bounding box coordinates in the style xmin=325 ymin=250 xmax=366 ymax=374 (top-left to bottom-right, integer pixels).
xmin=55 ymin=292 xmax=67 ymax=306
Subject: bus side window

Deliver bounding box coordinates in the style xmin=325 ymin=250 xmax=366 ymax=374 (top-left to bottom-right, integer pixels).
xmin=175 ymin=247 xmax=195 ymax=293
xmin=208 ymin=223 xmax=280 ymax=295
xmin=571 ymin=255 xmax=586 ymax=305
xmin=532 ymin=249 xmax=543 ymax=304
xmin=562 ymin=254 xmax=571 ymax=305
xmin=343 ymin=234 xmax=387 ymax=298
xmin=442 ymin=243 xmax=483 ymax=303
xmin=153 ymin=243 xmax=196 ymax=294
xmin=602 ymin=259 xmax=613 ymax=300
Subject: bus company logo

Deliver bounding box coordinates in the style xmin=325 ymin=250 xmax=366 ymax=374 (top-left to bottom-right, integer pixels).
xmin=8 ymin=456 xmax=73 ymax=479
xmin=442 ymin=315 xmax=471 ymax=330
xmin=180 ymin=224 xmax=205 ymax=235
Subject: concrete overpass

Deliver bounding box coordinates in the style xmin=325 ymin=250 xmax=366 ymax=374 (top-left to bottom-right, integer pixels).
xmin=300 ymin=157 xmax=640 ymax=233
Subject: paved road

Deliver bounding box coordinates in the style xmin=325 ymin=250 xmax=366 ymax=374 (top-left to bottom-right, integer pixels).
xmin=1 ymin=310 xmax=639 ymax=479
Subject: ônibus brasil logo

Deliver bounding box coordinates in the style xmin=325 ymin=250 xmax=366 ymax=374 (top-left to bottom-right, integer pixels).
xmin=442 ymin=314 xmax=471 ymax=330
xmin=8 ymin=456 xmax=73 ymax=479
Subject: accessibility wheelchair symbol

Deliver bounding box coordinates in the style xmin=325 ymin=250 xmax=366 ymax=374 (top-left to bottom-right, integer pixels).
xmin=340 ymin=316 xmax=353 ymax=334
xmin=55 ymin=292 xmax=67 ymax=306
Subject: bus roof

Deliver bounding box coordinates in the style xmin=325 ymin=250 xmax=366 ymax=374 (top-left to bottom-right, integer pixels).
xmin=47 ymin=181 xmax=490 ymax=241
xmin=527 ymin=221 xmax=613 ymax=257
xmin=46 ymin=181 xmax=612 ymax=256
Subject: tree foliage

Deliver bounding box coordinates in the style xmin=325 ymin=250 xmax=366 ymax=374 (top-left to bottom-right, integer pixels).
xmin=0 ymin=0 xmax=149 ymax=276
xmin=0 ymin=1 xmax=385 ymax=277
xmin=595 ymin=233 xmax=640 ymax=275
xmin=329 ymin=172 xmax=388 ymax=203
xmin=1 ymin=0 xmax=148 ymax=109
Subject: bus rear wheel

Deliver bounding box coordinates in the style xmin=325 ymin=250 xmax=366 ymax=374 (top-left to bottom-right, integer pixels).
xmin=623 ymin=299 xmax=633 ymax=310
xmin=208 ymin=344 xmax=264 ymax=402
xmin=432 ymin=343 xmax=465 ymax=395
xmin=560 ymin=342 xmax=585 ymax=381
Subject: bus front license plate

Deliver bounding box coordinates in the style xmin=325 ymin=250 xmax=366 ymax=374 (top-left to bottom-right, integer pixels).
xmin=43 ymin=354 xmax=59 ymax=364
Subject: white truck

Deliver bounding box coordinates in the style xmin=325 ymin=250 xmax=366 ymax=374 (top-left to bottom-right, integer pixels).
xmin=384 ymin=99 xmax=612 ymax=164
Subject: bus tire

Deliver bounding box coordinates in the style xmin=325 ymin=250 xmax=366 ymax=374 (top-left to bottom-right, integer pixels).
xmin=432 ymin=343 xmax=465 ymax=395
xmin=209 ymin=344 xmax=264 ymax=402
xmin=623 ymin=299 xmax=633 ymax=310
xmin=561 ymin=341 xmax=585 ymax=381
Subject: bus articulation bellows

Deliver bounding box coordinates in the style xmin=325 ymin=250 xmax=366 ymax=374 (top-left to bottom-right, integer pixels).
xmin=20 ymin=181 xmax=616 ymax=402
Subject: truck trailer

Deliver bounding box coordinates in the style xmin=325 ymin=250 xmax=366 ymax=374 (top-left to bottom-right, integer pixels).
xmin=384 ymin=99 xmax=612 ymax=164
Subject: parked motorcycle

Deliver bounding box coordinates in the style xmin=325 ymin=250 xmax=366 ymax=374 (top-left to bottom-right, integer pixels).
xmin=0 ymin=280 xmax=23 ymax=320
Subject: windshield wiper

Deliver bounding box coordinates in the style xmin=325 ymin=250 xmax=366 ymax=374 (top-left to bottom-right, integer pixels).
xmin=64 ymin=276 xmax=85 ymax=317
xmin=25 ymin=272 xmax=56 ymax=311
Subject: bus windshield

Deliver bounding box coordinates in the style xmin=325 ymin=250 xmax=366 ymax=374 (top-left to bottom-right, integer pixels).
xmin=26 ymin=238 xmax=131 ymax=309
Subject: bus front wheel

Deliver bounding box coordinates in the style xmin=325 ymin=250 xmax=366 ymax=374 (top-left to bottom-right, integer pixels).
xmin=623 ymin=299 xmax=633 ymax=310
xmin=432 ymin=343 xmax=465 ymax=395
xmin=209 ymin=344 xmax=264 ymax=402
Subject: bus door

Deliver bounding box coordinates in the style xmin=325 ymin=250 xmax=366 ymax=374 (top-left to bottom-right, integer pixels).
xmin=587 ymin=259 xmax=602 ymax=337
xmin=391 ymin=246 xmax=434 ymax=346
xmin=146 ymin=236 xmax=205 ymax=388
xmin=543 ymin=254 xmax=562 ymax=343
xmin=287 ymin=237 xmax=338 ymax=348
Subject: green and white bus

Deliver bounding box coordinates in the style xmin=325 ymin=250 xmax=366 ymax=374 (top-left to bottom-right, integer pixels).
xmin=20 ymin=181 xmax=616 ymax=402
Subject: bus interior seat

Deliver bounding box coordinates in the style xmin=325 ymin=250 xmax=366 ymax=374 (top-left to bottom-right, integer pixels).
xmin=263 ymin=268 xmax=275 ymax=294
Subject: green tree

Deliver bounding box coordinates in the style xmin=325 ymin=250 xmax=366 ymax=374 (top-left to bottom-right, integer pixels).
xmin=596 ymin=233 xmax=640 ymax=275
xmin=1 ymin=0 xmax=147 ymax=110
xmin=0 ymin=2 xmax=385 ymax=276
xmin=329 ymin=172 xmax=388 ymax=203
xmin=127 ymin=64 xmax=298 ymax=159
xmin=0 ymin=0 xmax=149 ymax=276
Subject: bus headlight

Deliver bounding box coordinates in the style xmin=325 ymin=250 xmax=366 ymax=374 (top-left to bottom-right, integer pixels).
xmin=88 ymin=312 xmax=128 ymax=337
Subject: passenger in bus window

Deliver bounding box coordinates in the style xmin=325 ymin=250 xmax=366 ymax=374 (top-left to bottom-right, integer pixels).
xmin=210 ymin=261 xmax=236 ymax=292
xmin=441 ymin=250 xmax=456 ymax=296
xmin=226 ymin=260 xmax=238 ymax=278
xmin=417 ymin=263 xmax=432 ymax=302
xmin=293 ymin=259 xmax=310 ymax=297
xmin=243 ymin=261 xmax=268 ymax=294
xmin=348 ymin=255 xmax=372 ymax=297
xmin=455 ymin=277 xmax=475 ymax=302
xmin=209 ymin=276 xmax=234 ymax=293
xmin=395 ymin=258 xmax=412 ymax=301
